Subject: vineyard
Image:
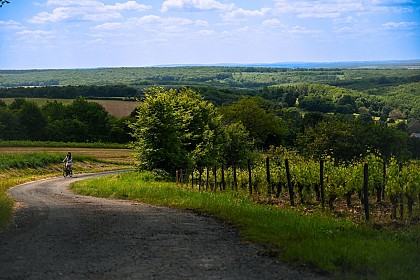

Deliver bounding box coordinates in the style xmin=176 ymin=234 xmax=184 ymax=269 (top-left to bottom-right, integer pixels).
xmin=177 ymin=148 xmax=420 ymax=224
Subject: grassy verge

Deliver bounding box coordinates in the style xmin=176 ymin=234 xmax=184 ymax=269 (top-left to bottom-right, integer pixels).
xmin=70 ymin=171 xmax=420 ymax=280
xmin=0 ymin=152 xmax=132 ymax=227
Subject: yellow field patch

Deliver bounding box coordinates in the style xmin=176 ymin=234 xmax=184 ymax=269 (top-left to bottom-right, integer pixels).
xmin=0 ymin=98 xmax=138 ymax=117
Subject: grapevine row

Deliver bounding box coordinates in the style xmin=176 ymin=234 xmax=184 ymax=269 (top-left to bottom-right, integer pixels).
xmin=176 ymin=149 xmax=419 ymax=221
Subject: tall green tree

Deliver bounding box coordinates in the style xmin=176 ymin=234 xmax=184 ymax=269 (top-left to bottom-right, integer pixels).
xmin=67 ymin=97 xmax=110 ymax=142
xmin=18 ymin=101 xmax=47 ymax=140
xmin=129 ymin=87 xmax=222 ymax=173
xmin=220 ymin=122 xmax=253 ymax=165
xmin=219 ymin=96 xmax=284 ymax=149
xmin=0 ymin=107 xmax=22 ymax=140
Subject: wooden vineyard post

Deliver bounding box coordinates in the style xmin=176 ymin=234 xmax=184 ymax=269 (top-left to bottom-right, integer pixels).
xmin=320 ymin=159 xmax=325 ymax=209
xmin=285 ymin=159 xmax=294 ymax=206
xmin=363 ymin=164 xmax=370 ymax=222
xmin=266 ymin=157 xmax=271 ymax=196
xmin=248 ymin=159 xmax=252 ymax=195
xmin=233 ymin=163 xmax=238 ymax=191
xmin=176 ymin=170 xmax=179 ymax=186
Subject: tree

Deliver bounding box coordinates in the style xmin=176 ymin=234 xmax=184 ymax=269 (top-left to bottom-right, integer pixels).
xmin=18 ymin=101 xmax=47 ymax=140
xmin=283 ymin=91 xmax=297 ymax=107
xmin=219 ymin=97 xmax=284 ymax=149
xmin=0 ymin=107 xmax=22 ymax=140
xmin=278 ymin=107 xmax=302 ymax=146
xmin=302 ymin=112 xmax=324 ymax=130
xmin=297 ymin=116 xmax=410 ymax=162
xmin=67 ymin=97 xmax=111 ymax=142
xmin=42 ymin=100 xmax=67 ymax=121
xmin=129 ymin=87 xmax=222 ymax=173
xmin=220 ymin=122 xmax=253 ymax=165
xmin=9 ymin=98 xmax=27 ymax=111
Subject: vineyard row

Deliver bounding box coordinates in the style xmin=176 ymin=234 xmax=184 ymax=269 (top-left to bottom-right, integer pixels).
xmin=176 ymin=153 xmax=419 ymax=222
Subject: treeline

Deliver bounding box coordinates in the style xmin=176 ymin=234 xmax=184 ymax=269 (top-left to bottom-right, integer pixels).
xmin=0 ymin=85 xmax=139 ymax=99
xmin=130 ymin=87 xmax=419 ymax=177
xmin=2 ymin=82 xmax=418 ymax=123
xmin=1 ymin=67 xmax=419 ymax=90
xmin=1 ymin=86 xmax=419 ymax=158
xmin=0 ymin=97 xmax=133 ymax=143
xmin=219 ymin=96 xmax=420 ymax=162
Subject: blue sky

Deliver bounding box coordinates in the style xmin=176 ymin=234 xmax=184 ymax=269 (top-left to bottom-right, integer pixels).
xmin=0 ymin=0 xmax=419 ymax=69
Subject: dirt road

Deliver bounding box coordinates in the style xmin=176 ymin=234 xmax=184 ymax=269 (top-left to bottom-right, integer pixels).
xmin=0 ymin=172 xmax=329 ymax=279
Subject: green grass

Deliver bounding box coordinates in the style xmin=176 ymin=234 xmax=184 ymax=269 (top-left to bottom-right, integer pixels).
xmin=70 ymin=171 xmax=420 ymax=280
xmin=0 ymin=140 xmax=127 ymax=149
xmin=0 ymin=152 xmax=105 ymax=170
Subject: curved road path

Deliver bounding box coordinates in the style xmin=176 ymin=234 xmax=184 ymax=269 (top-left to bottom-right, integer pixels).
xmin=0 ymin=171 xmax=329 ymax=279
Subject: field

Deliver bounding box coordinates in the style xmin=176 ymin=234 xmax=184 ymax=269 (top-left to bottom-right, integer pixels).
xmin=1 ymin=98 xmax=138 ymax=117
xmin=0 ymin=146 xmax=135 ymax=164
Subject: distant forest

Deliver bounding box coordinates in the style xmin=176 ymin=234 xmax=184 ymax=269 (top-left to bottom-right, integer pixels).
xmin=0 ymin=66 xmax=419 ymax=159
xmin=1 ymin=67 xmax=419 ymax=119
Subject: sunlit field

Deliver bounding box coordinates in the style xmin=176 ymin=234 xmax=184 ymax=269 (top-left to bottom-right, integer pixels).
xmin=1 ymin=98 xmax=138 ymax=117
xmin=0 ymin=147 xmax=135 ymax=164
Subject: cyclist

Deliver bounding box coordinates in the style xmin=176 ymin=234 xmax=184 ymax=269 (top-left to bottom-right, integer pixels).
xmin=63 ymin=152 xmax=73 ymax=172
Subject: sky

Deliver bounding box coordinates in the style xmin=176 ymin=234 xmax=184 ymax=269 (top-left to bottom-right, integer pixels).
xmin=0 ymin=0 xmax=419 ymax=69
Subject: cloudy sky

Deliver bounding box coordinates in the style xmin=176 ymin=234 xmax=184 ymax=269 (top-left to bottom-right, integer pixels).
xmin=0 ymin=0 xmax=419 ymax=69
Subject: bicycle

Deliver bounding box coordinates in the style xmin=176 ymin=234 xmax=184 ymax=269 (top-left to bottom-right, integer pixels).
xmin=63 ymin=163 xmax=73 ymax=177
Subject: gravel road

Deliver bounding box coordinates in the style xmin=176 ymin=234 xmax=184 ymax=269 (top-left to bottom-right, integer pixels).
xmin=0 ymin=171 xmax=330 ymax=280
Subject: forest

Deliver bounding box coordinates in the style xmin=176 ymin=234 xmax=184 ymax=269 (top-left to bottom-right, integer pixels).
xmin=0 ymin=97 xmax=132 ymax=143
xmin=0 ymin=66 xmax=419 ymax=163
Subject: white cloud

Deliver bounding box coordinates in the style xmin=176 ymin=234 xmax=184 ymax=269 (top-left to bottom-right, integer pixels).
xmin=93 ymin=21 xmax=126 ymax=30
xmin=334 ymin=16 xmax=357 ymax=24
xmin=0 ymin=20 xmax=25 ymax=31
xmin=335 ymin=26 xmax=355 ymax=33
xmin=161 ymin=0 xmax=235 ymax=12
xmin=46 ymin=0 xmax=101 ymax=7
xmin=30 ymin=6 xmax=121 ymax=23
xmin=382 ymin=21 xmax=418 ymax=29
xmin=370 ymin=0 xmax=415 ymax=5
xmin=289 ymin=25 xmax=320 ymax=34
xmin=195 ymin=19 xmax=209 ymax=26
xmin=262 ymin=19 xmax=283 ymax=27
xmin=94 ymin=15 xmax=193 ymax=31
xmin=271 ymin=0 xmax=417 ymax=18
xmin=223 ymin=7 xmax=270 ymax=21
xmin=16 ymin=29 xmax=55 ymax=41
xmin=31 ymin=1 xmax=150 ymax=23
xmin=104 ymin=1 xmax=151 ymax=12
xmin=297 ymin=12 xmax=340 ymax=19
xmin=30 ymin=8 xmax=71 ymax=23
xmin=273 ymin=0 xmax=364 ymax=17
xmin=198 ymin=29 xmax=215 ymax=36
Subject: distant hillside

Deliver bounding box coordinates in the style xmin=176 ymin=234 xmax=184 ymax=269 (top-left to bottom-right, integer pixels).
xmin=1 ymin=64 xmax=420 ymax=91
xmin=156 ymin=59 xmax=420 ymax=69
